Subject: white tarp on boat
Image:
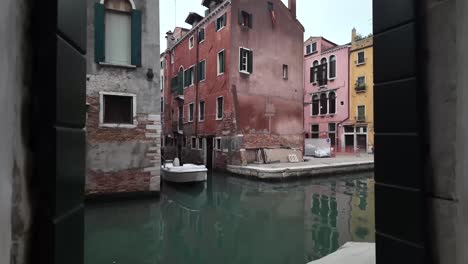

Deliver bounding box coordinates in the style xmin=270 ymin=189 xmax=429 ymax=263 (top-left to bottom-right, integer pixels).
xmin=164 ymin=163 xmax=207 ymax=172
xmin=304 ymin=138 xmax=331 ymax=157
xmin=307 ymin=242 xmax=375 ymax=264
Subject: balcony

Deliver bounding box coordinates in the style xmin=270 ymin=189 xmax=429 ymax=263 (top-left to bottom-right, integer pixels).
xmin=355 ymin=83 xmax=366 ymax=92
xmin=356 ymin=115 xmax=366 ymax=122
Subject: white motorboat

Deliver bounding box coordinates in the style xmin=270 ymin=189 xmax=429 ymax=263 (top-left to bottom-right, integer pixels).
xmin=161 ymin=161 xmax=208 ymax=183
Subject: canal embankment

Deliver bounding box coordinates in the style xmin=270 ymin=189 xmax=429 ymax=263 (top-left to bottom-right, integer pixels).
xmin=227 ymin=154 xmax=374 ymax=180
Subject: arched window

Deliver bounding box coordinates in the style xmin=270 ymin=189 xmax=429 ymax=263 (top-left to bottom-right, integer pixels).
xmin=312 ymin=95 xmax=319 ymax=115
xmin=95 ymin=0 xmax=141 ymax=66
xmin=317 ymin=58 xmax=328 ymax=86
xmin=311 ymin=60 xmax=319 ymax=83
xmin=320 ymin=93 xmax=328 ymax=115
xmin=329 ymin=55 xmax=336 ymax=79
xmin=329 ymin=92 xmax=336 ymax=114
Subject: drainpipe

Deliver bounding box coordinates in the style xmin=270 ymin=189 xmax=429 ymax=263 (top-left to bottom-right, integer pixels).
xmin=195 ymin=29 xmax=200 ymax=136
xmin=336 ymin=47 xmax=351 ymax=151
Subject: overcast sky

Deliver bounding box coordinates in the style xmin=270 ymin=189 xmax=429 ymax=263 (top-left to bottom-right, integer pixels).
xmin=160 ymin=0 xmax=372 ymax=51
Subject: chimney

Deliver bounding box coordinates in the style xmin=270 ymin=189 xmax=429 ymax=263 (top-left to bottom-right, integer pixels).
xmin=288 ymin=0 xmax=296 ymax=18
xmin=166 ymin=30 xmax=175 ymax=49
xmin=352 ymin=28 xmax=357 ymax=42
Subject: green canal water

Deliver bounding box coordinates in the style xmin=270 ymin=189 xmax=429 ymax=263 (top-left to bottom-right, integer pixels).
xmin=85 ymin=172 xmax=375 ymax=264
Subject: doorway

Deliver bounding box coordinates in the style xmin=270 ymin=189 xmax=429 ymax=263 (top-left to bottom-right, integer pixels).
xmin=205 ymin=136 xmax=214 ymax=170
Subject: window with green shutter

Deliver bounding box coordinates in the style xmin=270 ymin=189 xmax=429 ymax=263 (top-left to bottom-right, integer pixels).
xmin=198 ymin=60 xmax=206 ymax=81
xmin=94 ymin=1 xmax=141 ymax=66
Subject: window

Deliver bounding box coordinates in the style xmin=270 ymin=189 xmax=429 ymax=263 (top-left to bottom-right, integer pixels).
xmin=184 ymin=67 xmax=195 ymax=87
xmin=357 ymin=51 xmax=365 ymax=64
xmin=160 ymin=60 xmax=165 ymax=69
xmin=239 ymin=48 xmax=253 ymax=74
xmin=283 ymin=64 xmax=288 ymax=79
xmin=183 ymin=136 xmax=187 ymax=147
xmin=306 ymin=42 xmax=317 ymax=55
xmin=198 ymin=138 xmax=203 ymax=150
xmin=356 ymin=76 xmax=366 ymax=91
xmin=198 ymin=60 xmax=206 ymax=81
xmin=268 ymin=1 xmax=274 ymax=11
xmin=239 ymin=10 xmax=252 ymax=28
xmin=160 ymin=76 xmax=164 ymax=91
xmin=310 ymin=60 xmax=319 ymax=83
xmin=216 ymin=97 xmax=224 ymax=120
xmin=189 ymin=36 xmax=194 ymax=49
xmin=329 ymin=92 xmax=336 ymax=114
xmin=328 ymin=123 xmax=336 ymax=147
xmin=357 ymin=105 xmax=366 ymax=121
xmin=101 ymin=93 xmax=136 ymax=125
xmin=171 ymin=52 xmax=175 ymax=64
xmin=191 ymin=137 xmax=197 ymax=149
xmin=216 ymin=13 xmax=227 ymax=31
xmin=311 ymin=125 xmax=319 ymax=139
xmin=344 ymin=126 xmax=354 ymax=133
xmin=198 ymin=28 xmax=205 ymax=43
xmin=320 ymin=93 xmax=328 ymax=115
xmin=217 ymin=50 xmax=225 ymax=75
xmin=312 ymin=95 xmax=319 ymax=116
xmin=188 ymin=103 xmax=194 ymax=122
xmin=318 ymin=58 xmax=328 ymax=86
xmin=160 ymin=98 xmax=164 ymax=113
xmin=215 ymin=138 xmax=222 ymax=150
xmin=105 ymin=10 xmax=131 ymax=65
xmin=329 ymin=55 xmax=336 ymax=79
xmin=199 ymin=101 xmax=205 ymax=121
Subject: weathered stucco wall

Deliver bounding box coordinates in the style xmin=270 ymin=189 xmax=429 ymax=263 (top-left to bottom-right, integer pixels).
xmin=425 ymin=0 xmax=468 ymax=262
xmin=0 ymin=0 xmax=32 ymax=263
xmin=85 ymin=0 xmax=161 ymax=195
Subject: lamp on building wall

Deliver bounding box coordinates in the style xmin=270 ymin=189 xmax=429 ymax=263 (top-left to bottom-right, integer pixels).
xmin=146 ymin=68 xmax=154 ymax=82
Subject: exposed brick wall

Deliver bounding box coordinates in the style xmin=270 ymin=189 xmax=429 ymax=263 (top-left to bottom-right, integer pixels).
xmin=86 ymin=169 xmax=151 ymax=195
xmin=242 ymin=134 xmax=304 ymax=150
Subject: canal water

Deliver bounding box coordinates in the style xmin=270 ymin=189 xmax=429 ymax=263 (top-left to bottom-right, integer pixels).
xmin=85 ymin=172 xmax=375 ymax=264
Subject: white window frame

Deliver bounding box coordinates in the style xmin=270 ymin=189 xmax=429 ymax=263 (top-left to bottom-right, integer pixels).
xmin=215 ymin=137 xmax=222 ymax=151
xmin=357 ymin=51 xmax=365 ymax=65
xmin=191 ymin=137 xmax=197 ymax=150
xmin=99 ymin=91 xmax=137 ymax=128
xmin=199 ymin=100 xmax=205 ymax=122
xmin=199 ymin=27 xmax=206 ymax=44
xmin=357 ymin=76 xmax=366 ymax=86
xmin=189 ymin=36 xmax=194 ymax=49
xmin=357 ymin=105 xmax=366 ymax=121
xmin=312 ymin=60 xmax=319 ymax=84
xmin=216 ymin=96 xmax=224 ymax=120
xmin=311 ymin=124 xmax=320 ymax=138
xmin=189 ymin=65 xmax=195 ymax=86
xmin=199 ymin=60 xmax=206 ymax=82
xmin=188 ymin=102 xmax=194 ymax=122
xmin=216 ymin=13 xmax=226 ymax=32
xmin=239 ymin=47 xmax=252 ymax=74
xmin=311 ymin=94 xmax=319 ymax=117
xmin=160 ymin=75 xmax=164 ymax=91
xmin=171 ymin=52 xmax=175 ymax=64
xmin=217 ymin=50 xmax=225 ymax=76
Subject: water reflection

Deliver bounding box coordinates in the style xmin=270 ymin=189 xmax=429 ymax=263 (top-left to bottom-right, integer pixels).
xmin=85 ymin=172 xmax=374 ymax=264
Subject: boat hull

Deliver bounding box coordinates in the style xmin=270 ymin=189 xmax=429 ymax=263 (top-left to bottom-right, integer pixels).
xmin=161 ymin=168 xmax=207 ymax=183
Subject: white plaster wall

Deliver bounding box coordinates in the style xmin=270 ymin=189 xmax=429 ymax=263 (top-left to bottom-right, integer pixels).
xmin=0 ymin=0 xmax=31 ymax=263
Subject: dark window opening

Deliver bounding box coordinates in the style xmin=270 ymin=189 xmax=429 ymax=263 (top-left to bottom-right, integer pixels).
xmin=329 ymin=55 xmax=336 ymax=79
xmin=216 ymin=138 xmax=221 ymax=150
xmin=198 ymin=60 xmax=206 ymax=81
xmin=357 ymin=105 xmax=366 ymax=121
xmin=283 ymin=64 xmax=288 ymax=79
xmin=320 ymin=93 xmax=328 ymax=115
xmin=189 ymin=103 xmax=194 ymax=122
xmin=312 ymin=95 xmax=319 ymax=116
xmin=311 ymin=124 xmax=319 ymax=138
xmin=329 ymin=92 xmax=336 ymax=114
xmin=191 ymin=137 xmax=197 ymax=149
xmin=318 ymin=58 xmax=328 ymax=86
xmin=198 ymin=138 xmax=203 ymax=149
xmin=357 ymin=51 xmax=365 ymax=64
xmin=199 ymin=101 xmax=205 ymax=121
xmin=217 ymin=97 xmax=224 ymax=119
xmin=239 ymin=10 xmax=252 ymax=28
xmin=198 ymin=28 xmax=205 ymax=42
xmin=103 ymin=95 xmax=133 ymax=124
xmin=218 ymin=50 xmax=225 ymax=74
xmin=311 ymin=60 xmax=319 ymax=83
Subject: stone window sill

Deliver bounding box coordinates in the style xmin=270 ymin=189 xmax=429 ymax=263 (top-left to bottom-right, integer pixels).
xmin=99 ymin=123 xmax=137 ymax=129
xmin=99 ymin=62 xmax=137 ymax=69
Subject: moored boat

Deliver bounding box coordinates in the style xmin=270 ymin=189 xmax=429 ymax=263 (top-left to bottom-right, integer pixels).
xmin=161 ymin=162 xmax=208 ymax=183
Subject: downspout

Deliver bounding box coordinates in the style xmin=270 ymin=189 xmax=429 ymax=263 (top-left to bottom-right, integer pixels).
xmin=336 ymin=47 xmax=351 ymax=150
xmin=195 ymin=29 xmax=200 ymax=136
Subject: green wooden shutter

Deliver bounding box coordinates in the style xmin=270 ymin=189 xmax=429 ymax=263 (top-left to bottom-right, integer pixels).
xmin=239 ymin=49 xmax=243 ymax=71
xmin=131 ymin=10 xmax=142 ymax=66
xmin=248 ymin=13 xmax=253 ymax=28
xmin=94 ymin=3 xmax=105 ymax=63
xmin=247 ymin=50 xmax=253 ymax=73
xmin=310 ymin=67 xmax=313 ymax=83
xmin=238 ymin=10 xmax=243 ymax=25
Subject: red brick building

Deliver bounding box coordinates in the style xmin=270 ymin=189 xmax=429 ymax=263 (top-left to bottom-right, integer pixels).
xmin=162 ymin=0 xmax=304 ymax=169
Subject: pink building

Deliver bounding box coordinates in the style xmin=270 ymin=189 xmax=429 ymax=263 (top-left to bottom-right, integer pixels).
xmin=303 ymin=37 xmax=350 ymax=150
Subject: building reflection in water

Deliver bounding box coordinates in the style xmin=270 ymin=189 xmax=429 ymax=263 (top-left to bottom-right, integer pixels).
xmin=85 ymin=172 xmax=374 ymax=264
